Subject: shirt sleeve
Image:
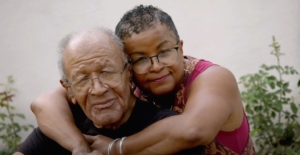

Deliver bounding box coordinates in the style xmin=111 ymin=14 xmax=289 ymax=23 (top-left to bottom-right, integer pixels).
xmin=17 ymin=127 xmax=70 ymax=155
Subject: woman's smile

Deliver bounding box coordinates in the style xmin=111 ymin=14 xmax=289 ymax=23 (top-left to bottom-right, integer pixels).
xmin=149 ymin=74 xmax=170 ymax=83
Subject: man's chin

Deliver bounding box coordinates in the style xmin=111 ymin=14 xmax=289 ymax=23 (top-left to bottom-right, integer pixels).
xmin=93 ymin=122 xmax=120 ymax=129
xmin=91 ymin=115 xmax=121 ymax=129
xmin=93 ymin=121 xmax=110 ymax=129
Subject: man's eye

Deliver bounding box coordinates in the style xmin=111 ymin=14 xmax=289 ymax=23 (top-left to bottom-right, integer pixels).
xmin=100 ymin=71 xmax=110 ymax=75
xmin=101 ymin=71 xmax=114 ymax=78
xmin=82 ymin=76 xmax=90 ymax=80
xmin=77 ymin=76 xmax=89 ymax=83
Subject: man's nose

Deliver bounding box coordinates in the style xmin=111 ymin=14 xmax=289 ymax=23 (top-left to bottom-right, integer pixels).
xmin=149 ymin=56 xmax=164 ymax=72
xmin=89 ymin=78 xmax=108 ymax=96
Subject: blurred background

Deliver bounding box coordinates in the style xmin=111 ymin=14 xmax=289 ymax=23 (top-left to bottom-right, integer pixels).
xmin=0 ymin=0 xmax=299 ymax=152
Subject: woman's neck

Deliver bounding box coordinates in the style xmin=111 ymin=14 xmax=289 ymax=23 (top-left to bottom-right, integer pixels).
xmin=152 ymin=93 xmax=176 ymax=109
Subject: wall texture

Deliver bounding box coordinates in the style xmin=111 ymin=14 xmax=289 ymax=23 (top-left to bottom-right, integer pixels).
xmin=0 ymin=0 xmax=299 ymax=146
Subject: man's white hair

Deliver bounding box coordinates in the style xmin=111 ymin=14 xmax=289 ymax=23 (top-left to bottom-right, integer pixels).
xmin=57 ymin=27 xmax=127 ymax=82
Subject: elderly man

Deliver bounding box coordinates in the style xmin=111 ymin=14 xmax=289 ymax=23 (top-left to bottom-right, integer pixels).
xmin=14 ymin=28 xmax=204 ymax=155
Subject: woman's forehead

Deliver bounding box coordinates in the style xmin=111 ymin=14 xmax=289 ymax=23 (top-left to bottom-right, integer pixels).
xmin=123 ymin=25 xmax=176 ymax=48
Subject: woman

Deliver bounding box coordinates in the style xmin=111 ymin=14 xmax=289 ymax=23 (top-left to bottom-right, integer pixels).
xmin=31 ymin=5 xmax=255 ymax=155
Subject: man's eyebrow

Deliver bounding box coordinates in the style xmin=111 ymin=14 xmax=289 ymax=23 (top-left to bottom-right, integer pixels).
xmin=70 ymin=61 xmax=106 ymax=79
xmin=70 ymin=73 xmax=81 ymax=82
xmin=71 ymin=71 xmax=85 ymax=79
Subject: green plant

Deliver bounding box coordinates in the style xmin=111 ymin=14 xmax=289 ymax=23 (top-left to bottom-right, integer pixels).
xmin=239 ymin=36 xmax=300 ymax=155
xmin=0 ymin=76 xmax=34 ymax=154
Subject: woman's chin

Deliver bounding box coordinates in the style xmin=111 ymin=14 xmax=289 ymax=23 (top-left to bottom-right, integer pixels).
xmin=150 ymin=85 xmax=174 ymax=96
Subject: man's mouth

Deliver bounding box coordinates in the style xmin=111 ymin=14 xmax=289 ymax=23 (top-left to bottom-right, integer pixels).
xmin=92 ymin=99 xmax=115 ymax=109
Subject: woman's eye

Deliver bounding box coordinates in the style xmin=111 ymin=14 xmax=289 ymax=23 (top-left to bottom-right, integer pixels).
xmin=161 ymin=49 xmax=171 ymax=54
xmin=134 ymin=57 xmax=148 ymax=63
xmin=100 ymin=71 xmax=109 ymax=74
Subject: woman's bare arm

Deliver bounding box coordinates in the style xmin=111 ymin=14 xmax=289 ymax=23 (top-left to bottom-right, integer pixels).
xmin=121 ymin=66 xmax=242 ymax=154
xmin=30 ymin=86 xmax=90 ymax=152
xmin=88 ymin=66 xmax=243 ymax=154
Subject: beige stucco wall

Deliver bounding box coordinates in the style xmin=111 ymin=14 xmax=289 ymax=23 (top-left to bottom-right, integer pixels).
xmin=0 ymin=0 xmax=299 ymax=147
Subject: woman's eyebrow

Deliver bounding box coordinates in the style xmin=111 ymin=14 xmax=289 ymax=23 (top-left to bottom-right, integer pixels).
xmin=128 ymin=40 xmax=170 ymax=56
xmin=156 ymin=40 xmax=169 ymax=50
xmin=128 ymin=51 xmax=146 ymax=56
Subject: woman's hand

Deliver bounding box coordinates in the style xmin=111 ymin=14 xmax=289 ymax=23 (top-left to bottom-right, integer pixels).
xmin=84 ymin=135 xmax=113 ymax=154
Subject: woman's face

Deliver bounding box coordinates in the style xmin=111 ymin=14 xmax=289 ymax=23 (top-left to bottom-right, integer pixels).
xmin=123 ymin=23 xmax=185 ymax=96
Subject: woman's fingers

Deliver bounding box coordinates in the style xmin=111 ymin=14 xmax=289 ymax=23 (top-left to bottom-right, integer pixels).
xmin=84 ymin=134 xmax=97 ymax=144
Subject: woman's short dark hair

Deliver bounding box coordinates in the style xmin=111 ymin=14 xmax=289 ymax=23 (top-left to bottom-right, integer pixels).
xmin=115 ymin=5 xmax=180 ymax=41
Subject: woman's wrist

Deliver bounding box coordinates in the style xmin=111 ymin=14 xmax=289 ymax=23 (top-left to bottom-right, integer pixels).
xmin=109 ymin=137 xmax=126 ymax=155
xmin=71 ymin=140 xmax=91 ymax=153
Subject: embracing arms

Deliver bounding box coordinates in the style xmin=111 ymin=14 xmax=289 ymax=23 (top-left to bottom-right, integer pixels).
xmin=30 ymin=86 xmax=90 ymax=152
xmin=31 ymin=66 xmax=243 ymax=154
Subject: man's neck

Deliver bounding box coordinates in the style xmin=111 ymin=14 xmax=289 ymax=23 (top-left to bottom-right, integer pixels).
xmin=113 ymin=95 xmax=137 ymax=129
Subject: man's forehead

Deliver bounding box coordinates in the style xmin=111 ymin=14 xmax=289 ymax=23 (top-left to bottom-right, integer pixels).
xmin=65 ymin=44 xmax=122 ymax=66
xmin=63 ymin=32 xmax=124 ymax=77
xmin=69 ymin=32 xmax=111 ymax=50
xmin=65 ymin=31 xmax=122 ymax=58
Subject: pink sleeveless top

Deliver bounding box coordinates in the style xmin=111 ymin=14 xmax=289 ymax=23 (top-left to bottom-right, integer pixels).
xmin=171 ymin=57 xmax=255 ymax=154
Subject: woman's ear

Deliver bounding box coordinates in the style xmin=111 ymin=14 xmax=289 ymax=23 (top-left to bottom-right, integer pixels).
xmin=128 ymin=64 xmax=133 ymax=72
xmin=60 ymin=79 xmax=77 ymax=104
xmin=179 ymin=40 xmax=184 ymax=54
xmin=127 ymin=68 xmax=136 ymax=92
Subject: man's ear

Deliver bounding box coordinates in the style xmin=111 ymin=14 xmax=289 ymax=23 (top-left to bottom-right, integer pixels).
xmin=60 ymin=79 xmax=77 ymax=104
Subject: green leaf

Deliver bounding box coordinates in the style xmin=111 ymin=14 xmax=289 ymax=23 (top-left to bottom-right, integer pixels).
xmin=290 ymin=103 xmax=298 ymax=114
xmin=22 ymin=125 xmax=28 ymax=131
xmin=274 ymin=127 xmax=283 ymax=135
xmin=276 ymin=81 xmax=282 ymax=87
xmin=267 ymin=75 xmax=277 ymax=81
xmin=28 ymin=124 xmax=35 ymax=129
xmin=9 ymin=106 xmax=15 ymax=110
xmin=15 ymin=113 xmax=25 ymax=119
xmin=254 ymin=105 xmax=263 ymax=111
xmin=283 ymin=82 xmax=289 ymax=89
xmin=245 ymin=104 xmax=253 ymax=114
xmin=298 ymin=79 xmax=300 ymax=87
xmin=13 ymin=123 xmax=21 ymax=133
xmin=0 ymin=114 xmax=7 ymax=121
xmin=269 ymin=82 xmax=275 ymax=89
xmin=7 ymin=76 xmax=14 ymax=84
xmin=271 ymin=111 xmax=276 ymax=118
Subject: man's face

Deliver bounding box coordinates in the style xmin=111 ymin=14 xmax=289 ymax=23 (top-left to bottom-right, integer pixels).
xmin=63 ymin=32 xmax=133 ymax=128
xmin=123 ymin=23 xmax=185 ymax=96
